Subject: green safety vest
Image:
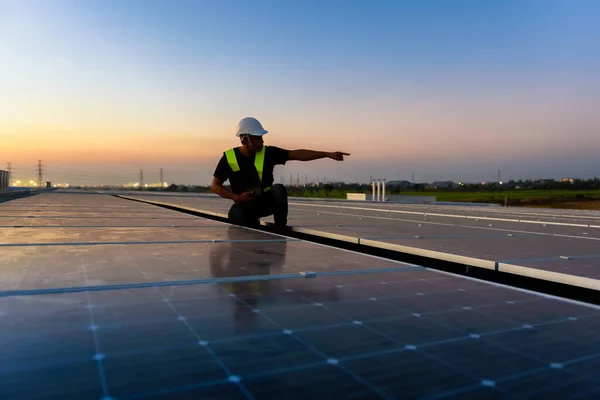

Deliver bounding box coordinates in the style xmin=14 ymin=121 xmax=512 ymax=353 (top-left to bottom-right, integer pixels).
xmin=225 ymin=146 xmax=271 ymax=192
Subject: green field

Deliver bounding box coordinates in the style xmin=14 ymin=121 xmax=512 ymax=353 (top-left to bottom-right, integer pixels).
xmin=397 ymin=190 xmax=600 ymax=209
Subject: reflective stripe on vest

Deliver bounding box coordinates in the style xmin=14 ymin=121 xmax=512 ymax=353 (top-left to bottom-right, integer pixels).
xmin=225 ymin=147 xmax=268 ymax=185
xmin=225 ymin=149 xmax=240 ymax=172
xmin=254 ymin=146 xmax=265 ymax=182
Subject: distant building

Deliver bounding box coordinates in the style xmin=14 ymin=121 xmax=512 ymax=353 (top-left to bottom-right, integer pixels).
xmin=560 ymin=178 xmax=575 ymax=184
xmin=386 ymin=180 xmax=413 ymax=188
xmin=46 ymin=182 xmax=52 ymax=188
xmin=347 ymin=193 xmax=367 ymax=201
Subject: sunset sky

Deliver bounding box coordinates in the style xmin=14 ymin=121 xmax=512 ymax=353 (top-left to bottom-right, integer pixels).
xmin=1 ymin=0 xmax=599 ymax=186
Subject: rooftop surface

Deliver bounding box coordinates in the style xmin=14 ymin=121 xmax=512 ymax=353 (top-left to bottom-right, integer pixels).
xmin=2 ymin=191 xmax=600 ymax=399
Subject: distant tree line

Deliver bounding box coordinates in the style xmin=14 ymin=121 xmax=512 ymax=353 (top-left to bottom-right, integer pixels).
xmin=421 ymin=178 xmax=600 ymax=193
xmin=121 ymin=177 xmax=600 ymax=197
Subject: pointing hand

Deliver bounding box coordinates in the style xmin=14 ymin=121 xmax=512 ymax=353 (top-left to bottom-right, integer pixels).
xmin=328 ymin=152 xmax=350 ymax=161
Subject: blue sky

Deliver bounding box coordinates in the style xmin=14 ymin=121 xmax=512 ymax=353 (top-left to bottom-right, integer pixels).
xmin=1 ymin=0 xmax=599 ymax=185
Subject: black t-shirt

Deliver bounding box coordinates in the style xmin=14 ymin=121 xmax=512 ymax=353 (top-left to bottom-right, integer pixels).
xmin=213 ymin=146 xmax=289 ymax=195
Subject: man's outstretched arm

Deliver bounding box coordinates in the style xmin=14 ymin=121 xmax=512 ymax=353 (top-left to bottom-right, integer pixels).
xmin=288 ymin=150 xmax=350 ymax=161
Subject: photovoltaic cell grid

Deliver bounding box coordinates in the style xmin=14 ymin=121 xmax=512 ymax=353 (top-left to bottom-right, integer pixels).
xmin=2 ymin=266 xmax=600 ymax=399
xmin=0 ymin=194 xmax=412 ymax=294
xmin=120 ymin=193 xmax=600 ymax=282
xmin=2 ymin=192 xmax=600 ymax=400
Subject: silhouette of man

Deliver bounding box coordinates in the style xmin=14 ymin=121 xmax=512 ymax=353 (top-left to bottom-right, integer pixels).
xmin=211 ymin=117 xmax=350 ymax=230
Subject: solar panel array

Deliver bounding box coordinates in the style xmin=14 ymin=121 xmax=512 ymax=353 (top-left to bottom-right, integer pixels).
xmin=2 ymin=191 xmax=600 ymax=399
xmin=117 ymin=192 xmax=600 ymax=289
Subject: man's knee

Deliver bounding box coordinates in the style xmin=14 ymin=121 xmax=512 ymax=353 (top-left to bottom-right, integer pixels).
xmin=229 ymin=203 xmax=259 ymax=228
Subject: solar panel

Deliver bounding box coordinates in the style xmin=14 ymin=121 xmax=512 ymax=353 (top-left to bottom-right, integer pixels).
xmin=2 ymin=271 xmax=600 ymax=399
xmin=2 ymin=192 xmax=600 ymax=400
xmin=113 ymin=194 xmax=600 ymax=286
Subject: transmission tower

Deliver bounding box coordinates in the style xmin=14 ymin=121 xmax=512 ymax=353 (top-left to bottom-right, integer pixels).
xmin=36 ymin=160 xmax=44 ymax=187
xmin=140 ymin=169 xmax=144 ymax=188
xmin=160 ymin=168 xmax=164 ymax=187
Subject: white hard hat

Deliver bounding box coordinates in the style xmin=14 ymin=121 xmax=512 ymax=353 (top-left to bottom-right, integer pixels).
xmin=236 ymin=117 xmax=268 ymax=137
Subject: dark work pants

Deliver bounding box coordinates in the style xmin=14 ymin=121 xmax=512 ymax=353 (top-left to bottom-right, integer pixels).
xmin=228 ymin=184 xmax=288 ymax=229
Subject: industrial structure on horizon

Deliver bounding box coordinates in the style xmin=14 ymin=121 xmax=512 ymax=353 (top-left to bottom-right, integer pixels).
xmin=0 ymin=170 xmax=9 ymax=192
